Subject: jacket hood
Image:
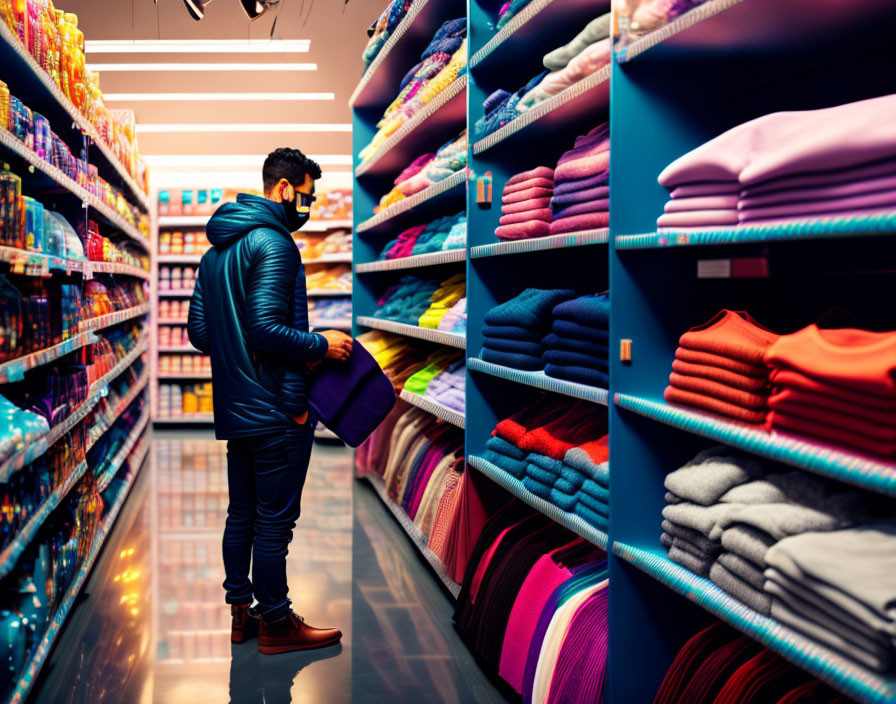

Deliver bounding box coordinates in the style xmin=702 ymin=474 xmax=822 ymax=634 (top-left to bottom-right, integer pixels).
xmin=206 ymin=193 xmax=291 ymax=249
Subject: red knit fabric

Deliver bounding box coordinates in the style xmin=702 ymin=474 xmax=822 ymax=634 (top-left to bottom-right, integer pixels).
xmin=665 ymin=386 xmax=768 ymax=424
xmin=769 ymin=386 xmax=896 ymax=425
xmin=775 ymin=679 xmax=840 ymax=704
xmin=676 ymin=635 xmax=761 ymax=704
xmin=494 ymin=402 xmax=570 ymax=446
xmin=676 ymin=348 xmax=768 ymax=378
xmin=495 ymin=220 xmax=552 ymax=240
xmin=672 ymin=359 xmax=770 ymax=392
xmin=770 ymin=367 xmax=896 ymax=409
xmin=518 ymin=403 xmax=608 ymax=459
xmin=768 ymin=410 xmax=896 ymax=457
xmin=713 ymin=650 xmax=804 ymax=704
xmin=679 ymin=310 xmax=779 ymax=366
xmin=503 ymin=176 xmax=555 ymax=196
xmin=653 ymin=623 xmax=736 ymax=704
xmin=572 ymin=435 xmax=609 ymax=465
xmin=501 ymin=197 xmax=552 ymax=215
xmin=669 ymin=372 xmax=769 ymax=410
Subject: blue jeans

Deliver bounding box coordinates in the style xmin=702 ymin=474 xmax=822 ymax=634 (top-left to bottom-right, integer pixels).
xmin=223 ymin=423 xmax=314 ymax=620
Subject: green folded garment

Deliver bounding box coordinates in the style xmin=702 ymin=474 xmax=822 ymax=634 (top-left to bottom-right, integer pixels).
xmin=543 ymin=14 xmax=611 ymax=71
xmin=403 ymin=350 xmax=459 ymax=394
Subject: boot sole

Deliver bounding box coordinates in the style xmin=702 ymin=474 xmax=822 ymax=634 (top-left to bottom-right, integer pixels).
xmin=258 ymin=635 xmax=341 ymax=654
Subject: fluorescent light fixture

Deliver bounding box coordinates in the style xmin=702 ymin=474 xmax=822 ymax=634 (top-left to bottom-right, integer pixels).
xmin=145 ymin=154 xmax=352 ymax=167
xmin=137 ymin=123 xmax=351 ymax=133
xmin=87 ymin=62 xmax=317 ymax=72
xmin=85 ymin=39 xmax=310 ymax=54
xmin=102 ymin=92 xmax=334 ymax=101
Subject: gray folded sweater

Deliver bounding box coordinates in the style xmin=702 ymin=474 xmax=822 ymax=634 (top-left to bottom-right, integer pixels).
xmin=543 ymin=14 xmax=612 ymax=71
xmin=721 ymin=525 xmax=776 ymax=566
xmin=717 ymin=551 xmax=765 ymax=591
xmin=709 ymin=562 xmax=771 ymax=615
xmin=664 ymin=446 xmax=766 ymax=506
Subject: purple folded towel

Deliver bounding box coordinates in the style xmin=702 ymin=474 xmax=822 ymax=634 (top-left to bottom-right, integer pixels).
xmin=553 ymin=170 xmax=609 ymax=195
xmin=549 ymin=212 xmax=609 ymax=234
xmin=657 ymin=210 xmax=739 ymax=228
xmin=550 ymin=184 xmax=609 ymax=207
xmin=552 ymin=199 xmax=609 ymax=220
xmin=670 ymin=182 xmax=740 ymax=199
xmin=664 ymin=195 xmax=739 ymax=212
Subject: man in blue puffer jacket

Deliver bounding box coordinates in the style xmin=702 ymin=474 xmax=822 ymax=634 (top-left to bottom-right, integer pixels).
xmin=187 ymin=148 xmax=352 ymax=654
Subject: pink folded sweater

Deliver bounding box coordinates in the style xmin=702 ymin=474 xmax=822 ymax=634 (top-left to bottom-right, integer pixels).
xmin=496 ymin=220 xmax=552 ymax=240
xmin=506 ymin=166 xmax=555 ymax=186
xmin=664 ymin=195 xmax=740 ymax=212
xmin=503 ymin=177 xmax=555 ymax=196
xmin=549 ymin=211 xmax=609 ymax=234
xmin=554 ymin=151 xmax=610 ymax=182
xmin=503 ymin=186 xmax=554 ymax=204
xmin=498 ymin=208 xmax=553 ymax=226
xmin=502 ymin=197 xmax=552 ymax=215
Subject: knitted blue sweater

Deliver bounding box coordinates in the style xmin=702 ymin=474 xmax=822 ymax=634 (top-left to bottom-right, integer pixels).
xmin=484 ymin=288 xmax=577 ymax=331
xmin=552 ymin=292 xmax=610 ymax=328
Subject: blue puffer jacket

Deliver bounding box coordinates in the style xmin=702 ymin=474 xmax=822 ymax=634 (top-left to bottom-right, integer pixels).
xmin=187 ymin=194 xmax=327 ymax=439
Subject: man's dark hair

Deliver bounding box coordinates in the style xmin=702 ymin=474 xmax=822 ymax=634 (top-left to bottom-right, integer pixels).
xmin=262 ymin=148 xmax=322 ymax=192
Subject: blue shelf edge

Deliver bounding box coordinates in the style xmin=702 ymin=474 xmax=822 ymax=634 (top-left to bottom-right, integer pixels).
xmin=614 ymin=394 xmax=896 ymax=497
xmin=467 ymin=455 xmax=608 ymax=549
xmin=612 ymin=542 xmax=896 ymax=704
xmin=615 ymin=211 xmax=896 ymax=249
xmin=356 ymin=316 xmax=467 ymax=349
xmin=470 ymin=228 xmax=608 ymax=258
xmin=467 ymin=357 xmax=609 ymax=405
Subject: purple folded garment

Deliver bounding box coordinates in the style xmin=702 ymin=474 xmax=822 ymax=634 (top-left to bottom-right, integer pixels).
xmin=308 ymin=342 xmax=397 ymax=447
xmin=739 ymin=189 xmax=896 ymax=223
xmin=506 ymin=166 xmax=555 ymax=186
xmin=499 ymin=208 xmax=554 ymax=226
xmin=553 ymin=170 xmax=609 ymax=195
xmin=658 ymin=94 xmax=896 ymax=188
xmin=664 ymin=194 xmax=739 ymax=212
xmin=742 ymin=157 xmax=896 ymax=197
xmin=551 ymin=185 xmax=610 ymax=208
xmin=496 ymin=221 xmax=552 ymax=240
xmin=555 ymin=152 xmax=610 ymax=182
xmin=502 ymin=197 xmax=552 ymax=215
xmin=740 ymin=173 xmax=896 ymax=209
xmin=549 ymin=212 xmax=609 ymax=234
xmin=503 ymin=186 xmax=554 ymax=204
xmin=552 ymin=199 xmax=609 ymax=219
xmin=503 ymin=177 xmax=555 ymax=196
xmin=657 ymin=209 xmax=740 ymax=228
xmin=670 ymin=182 xmax=740 ymax=199
xmin=558 ymin=138 xmax=609 ymax=165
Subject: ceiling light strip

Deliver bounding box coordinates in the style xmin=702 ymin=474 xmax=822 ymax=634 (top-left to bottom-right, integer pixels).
xmin=86 ymin=63 xmax=317 ymax=72
xmin=85 ymin=39 xmax=310 ymax=54
xmin=102 ymin=92 xmax=334 ymax=101
xmin=137 ymin=123 xmax=351 ymax=133
xmin=145 ymin=154 xmax=353 ymax=167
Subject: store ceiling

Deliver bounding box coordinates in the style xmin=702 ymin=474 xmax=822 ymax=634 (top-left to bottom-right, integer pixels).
xmin=64 ymin=0 xmax=383 ymax=185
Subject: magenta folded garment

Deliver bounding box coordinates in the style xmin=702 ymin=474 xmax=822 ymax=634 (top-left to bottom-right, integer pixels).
xmin=503 ymin=177 xmax=555 ymax=196
xmin=502 ymin=197 xmax=553 ymax=215
xmin=738 ymin=189 xmax=896 ymax=222
xmin=503 ymin=186 xmax=554 ymax=204
xmin=656 ymin=209 xmax=740 ymax=228
xmin=498 ymin=208 xmax=554 ymax=226
xmin=506 ymin=166 xmax=555 ymax=186
xmin=549 ymin=211 xmax=609 ymax=234
xmin=553 ymin=170 xmax=609 ymax=195
xmin=670 ymin=182 xmax=740 ymax=199
xmin=741 ymin=156 xmax=896 ymax=197
xmin=496 ymin=221 xmax=552 ymax=240
xmin=555 ymin=151 xmax=610 ymax=182
xmin=562 ymin=125 xmax=609 ymax=155
xmin=658 ymin=94 xmax=896 ymax=188
xmin=664 ymin=194 xmax=740 ymax=212
xmin=552 ymin=199 xmax=609 ymax=219
xmin=551 ymin=184 xmax=610 ymax=207
xmin=739 ymin=173 xmax=896 ymax=209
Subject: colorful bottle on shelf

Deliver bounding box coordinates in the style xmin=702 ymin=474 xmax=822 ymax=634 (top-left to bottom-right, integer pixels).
xmin=0 ymin=163 xmax=24 ymax=248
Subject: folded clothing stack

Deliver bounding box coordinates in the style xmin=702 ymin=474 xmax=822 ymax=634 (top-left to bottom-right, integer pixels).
xmin=372 ymin=275 xmax=441 ymax=324
xmin=626 ymin=0 xmax=708 ymax=37
xmin=296 ymin=229 xmax=351 ymax=259
xmin=358 ymin=331 xmax=431 ymax=392
xmin=495 ymin=166 xmax=555 ymax=240
xmin=665 ymin=310 xmax=778 ymax=424
xmin=475 ymin=72 xmax=547 ymax=139
xmin=543 ymin=292 xmax=610 ymax=388
xmin=308 ymin=298 xmax=351 ymax=330
xmin=656 ymin=95 xmax=896 ymax=230
xmin=374 ymin=131 xmax=468 ymax=212
xmin=550 ymin=124 xmax=610 ymax=235
xmin=764 ymin=326 xmax=896 ymax=458
xmin=380 ymin=212 xmax=466 ymax=259
xmin=362 ymin=0 xmax=415 ymax=67
xmin=306 ymin=264 xmax=352 ymax=292
xmin=403 ymin=348 xmax=461 ymax=395
xmin=443 ymin=218 xmax=466 ymax=249
xmin=482 ymin=398 xmax=610 ymax=530
xmin=419 ymin=273 xmax=466 ymax=329
xmin=662 ymin=447 xmax=870 ymax=624
xmin=764 ymin=522 xmax=896 ymax=672
xmin=481 ymin=288 xmax=577 ymax=370
xmin=437 ymin=297 xmax=466 ymax=334
xmin=422 ymin=357 xmax=465 ymax=412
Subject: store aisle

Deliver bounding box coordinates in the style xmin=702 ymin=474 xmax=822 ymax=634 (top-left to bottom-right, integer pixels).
xmin=31 ymin=429 xmax=505 ymax=704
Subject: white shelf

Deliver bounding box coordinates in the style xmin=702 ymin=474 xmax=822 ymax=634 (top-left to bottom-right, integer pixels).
xmin=157 ymin=345 xmax=201 ymax=353
xmin=157 ymin=254 xmax=204 ymax=264
xmin=470 ymin=229 xmax=609 ymax=258
xmin=80 ymin=302 xmax=151 ymax=333
xmin=304 ymin=252 xmax=353 ymax=263
xmin=399 ymin=389 xmax=465 ymax=428
xmin=356 ymin=248 xmax=465 ymax=273
xmin=356 ymin=171 xmax=467 ymax=235
xmin=154 ymin=414 xmax=215 ymax=424
xmin=307 ymin=289 xmax=352 ymax=297
xmin=158 ymin=290 xmax=195 ymax=297
xmin=85 ymin=261 xmax=151 ymax=279
xmin=157 ymin=373 xmax=211 ymax=380
xmin=158 ymin=215 xmax=211 ymax=227
xmin=356 ymin=316 xmax=466 ymax=349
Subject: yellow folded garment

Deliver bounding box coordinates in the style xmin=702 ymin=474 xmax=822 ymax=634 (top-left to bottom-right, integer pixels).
xmin=418 ymin=274 xmax=466 ymax=329
xmin=357 ymin=331 xmax=409 ymax=368
xmin=375 ymin=188 xmax=406 ymax=213
xmin=414 ymin=39 xmax=467 ymax=106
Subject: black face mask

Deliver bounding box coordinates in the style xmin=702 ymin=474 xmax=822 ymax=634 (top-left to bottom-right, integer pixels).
xmin=282 ymin=192 xmax=310 ymax=232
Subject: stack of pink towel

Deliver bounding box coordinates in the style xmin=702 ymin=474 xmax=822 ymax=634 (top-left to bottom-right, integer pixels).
xmin=549 ymin=124 xmax=610 ymax=234
xmin=496 ymin=166 xmax=555 ymax=240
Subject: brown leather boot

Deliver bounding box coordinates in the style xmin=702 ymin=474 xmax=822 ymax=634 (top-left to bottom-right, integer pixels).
xmin=231 ymin=604 xmax=260 ymax=643
xmin=258 ymin=609 xmax=342 ymax=655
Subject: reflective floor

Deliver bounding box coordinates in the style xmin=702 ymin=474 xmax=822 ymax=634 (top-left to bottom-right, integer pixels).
xmin=31 ymin=429 xmax=505 ymax=704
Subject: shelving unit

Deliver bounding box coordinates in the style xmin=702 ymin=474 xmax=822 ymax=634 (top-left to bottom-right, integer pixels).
xmin=399 ymin=389 xmax=465 ymax=428
xmin=355 ymin=317 xmax=466 ymax=349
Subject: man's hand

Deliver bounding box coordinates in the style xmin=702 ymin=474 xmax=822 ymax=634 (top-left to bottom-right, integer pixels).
xmin=321 ymin=330 xmax=353 ymax=362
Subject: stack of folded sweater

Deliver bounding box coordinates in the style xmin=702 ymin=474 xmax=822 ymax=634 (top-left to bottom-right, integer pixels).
xmin=358 ymin=331 xmax=430 ymax=393
xmin=481 ymin=288 xmax=577 ymax=370
xmin=664 ymin=310 xmax=778 ymax=424
xmin=373 ymin=276 xmax=441 ymax=324
xmin=438 ymin=297 xmax=466 ymax=334
xmin=475 ymin=73 xmax=547 ymax=139
xmin=482 ymin=398 xmax=610 ymax=530
xmin=549 ymin=124 xmax=610 ymax=234
xmin=496 ymin=167 xmax=555 ymax=240
xmin=662 ymin=447 xmax=870 ymax=624
xmin=421 ymin=358 xmax=465 ymax=412
xmin=379 ymin=212 xmax=466 ymax=259
xmin=404 ymin=349 xmax=461 ymax=395
xmin=419 ymin=273 xmax=466 ymax=329
xmin=764 ymin=522 xmax=896 ymax=672
xmin=443 ymin=218 xmax=466 ymax=249
xmin=543 ymin=292 xmax=610 ymax=388
xmin=362 ymin=0 xmax=416 ymax=67
xmin=764 ymin=326 xmax=896 ymax=458
xmin=656 ymin=95 xmax=896 ymax=230
xmin=626 ymin=0 xmax=707 ymax=37
xmin=374 ymin=131 xmax=468 ymax=213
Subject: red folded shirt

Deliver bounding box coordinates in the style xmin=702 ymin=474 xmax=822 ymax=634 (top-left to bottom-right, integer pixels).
xmin=768 ymin=386 xmax=896 ymax=427
xmin=768 ymin=397 xmax=896 ymax=442
xmin=570 ymin=435 xmax=609 ymax=465
xmin=768 ymin=410 xmax=896 ymax=457
xmin=672 ymin=359 xmax=770 ymax=392
xmin=665 ymin=386 xmax=768 ymax=424
xmin=669 ymin=372 xmax=770 ymax=410
xmin=494 ymin=402 xmax=570 ymax=446
xmin=679 ymin=310 xmax=779 ymax=366
xmin=676 ymin=348 xmax=769 ymax=378
xmin=517 ymin=404 xmax=607 ymax=459
xmin=502 ymin=186 xmax=554 ymax=205
xmin=769 ymin=367 xmax=896 ymax=410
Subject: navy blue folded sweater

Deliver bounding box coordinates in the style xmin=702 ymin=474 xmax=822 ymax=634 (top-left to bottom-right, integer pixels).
xmin=542 ymin=333 xmax=609 ymax=357
xmin=482 ymin=324 xmax=544 ymax=342
xmin=484 ymin=288 xmax=577 ymax=331
xmin=543 ymin=349 xmax=609 ymax=370
xmin=552 ymin=292 xmax=610 ymax=328
xmin=483 ymin=336 xmax=545 ymax=357
xmin=552 ymin=319 xmax=609 ymax=342
xmin=545 ymin=363 xmax=609 ymax=388
xmin=481 ymin=347 xmax=545 ymax=371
